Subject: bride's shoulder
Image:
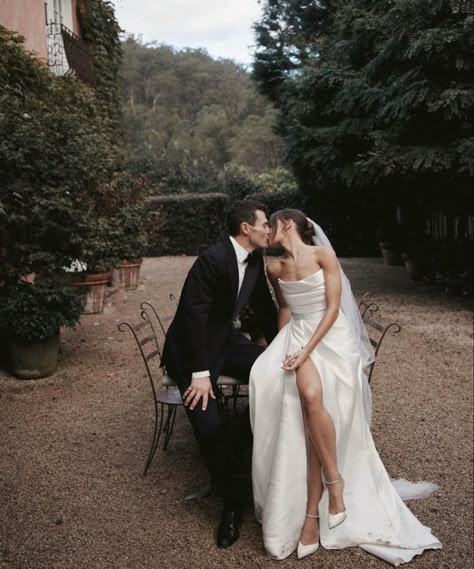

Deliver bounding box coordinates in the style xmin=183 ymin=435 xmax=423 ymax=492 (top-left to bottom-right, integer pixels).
xmin=266 ymin=259 xmax=283 ymax=279
xmin=306 ymin=245 xmax=331 ymax=260
xmin=315 ymin=246 xmax=338 ymax=265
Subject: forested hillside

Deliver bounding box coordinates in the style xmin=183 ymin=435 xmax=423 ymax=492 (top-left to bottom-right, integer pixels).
xmin=120 ymin=36 xmax=291 ymax=194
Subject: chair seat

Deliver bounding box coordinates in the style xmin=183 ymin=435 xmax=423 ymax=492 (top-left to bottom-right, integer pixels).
xmin=162 ymin=373 xmax=246 ymax=388
xmin=156 ymin=389 xmax=183 ymax=405
xmin=217 ymin=375 xmax=247 ymax=386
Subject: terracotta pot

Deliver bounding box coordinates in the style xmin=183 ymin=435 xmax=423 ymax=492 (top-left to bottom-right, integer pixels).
xmin=72 ymin=271 xmax=111 ymax=314
xmin=9 ymin=332 xmax=60 ymax=379
xmin=112 ymin=259 xmax=142 ymax=291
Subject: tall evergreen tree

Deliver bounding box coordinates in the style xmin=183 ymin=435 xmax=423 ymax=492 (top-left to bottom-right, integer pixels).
xmin=254 ymin=0 xmax=473 ymax=252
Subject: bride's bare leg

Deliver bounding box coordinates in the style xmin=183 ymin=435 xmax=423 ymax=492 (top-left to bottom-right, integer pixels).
xmin=299 ymin=434 xmax=323 ymax=545
xmin=296 ymin=358 xmax=345 ymax=516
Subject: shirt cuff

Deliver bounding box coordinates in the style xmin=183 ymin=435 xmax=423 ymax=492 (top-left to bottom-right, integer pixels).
xmin=192 ymin=370 xmax=210 ymax=379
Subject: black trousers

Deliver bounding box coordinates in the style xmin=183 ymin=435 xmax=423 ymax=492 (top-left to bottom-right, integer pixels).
xmin=175 ymin=339 xmax=264 ymax=509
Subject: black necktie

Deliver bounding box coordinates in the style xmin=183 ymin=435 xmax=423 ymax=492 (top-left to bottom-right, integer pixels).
xmin=245 ymin=251 xmax=258 ymax=266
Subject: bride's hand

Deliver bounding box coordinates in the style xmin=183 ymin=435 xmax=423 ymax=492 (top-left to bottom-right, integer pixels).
xmin=282 ymin=348 xmax=309 ymax=371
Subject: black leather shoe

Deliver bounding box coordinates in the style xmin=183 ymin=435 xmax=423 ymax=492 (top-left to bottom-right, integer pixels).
xmin=217 ymin=509 xmax=241 ymax=548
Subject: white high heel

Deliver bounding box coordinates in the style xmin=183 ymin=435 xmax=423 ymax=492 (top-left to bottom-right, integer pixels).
xmin=325 ymin=476 xmax=347 ymax=529
xmin=297 ymin=514 xmax=320 ymax=560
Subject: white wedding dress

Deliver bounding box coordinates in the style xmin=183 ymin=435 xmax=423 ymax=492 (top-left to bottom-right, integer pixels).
xmin=249 ymin=269 xmax=442 ymax=565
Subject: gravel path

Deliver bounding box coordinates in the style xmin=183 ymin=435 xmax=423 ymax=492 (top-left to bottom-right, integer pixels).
xmin=0 ymin=257 xmax=472 ymax=569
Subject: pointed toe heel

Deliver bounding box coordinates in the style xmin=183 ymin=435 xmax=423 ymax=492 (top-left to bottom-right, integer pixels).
xmin=328 ymin=510 xmax=347 ymax=529
xmin=325 ymin=475 xmax=347 ymax=530
xmin=297 ymin=513 xmax=320 ymax=559
xmin=297 ymin=540 xmax=319 ymax=559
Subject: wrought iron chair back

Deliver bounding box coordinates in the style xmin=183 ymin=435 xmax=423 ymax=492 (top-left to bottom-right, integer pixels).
xmin=118 ymin=307 xmax=182 ymax=476
xmin=358 ymin=292 xmax=401 ymax=384
xmin=358 ymin=292 xmax=380 ymax=320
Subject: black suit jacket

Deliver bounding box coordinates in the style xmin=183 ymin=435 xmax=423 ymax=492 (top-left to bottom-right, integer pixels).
xmin=161 ymin=238 xmax=278 ymax=380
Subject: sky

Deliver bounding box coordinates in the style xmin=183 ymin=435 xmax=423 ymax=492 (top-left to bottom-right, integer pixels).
xmin=112 ymin=0 xmax=263 ymax=65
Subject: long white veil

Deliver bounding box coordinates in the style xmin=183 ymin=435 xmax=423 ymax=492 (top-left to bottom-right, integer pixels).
xmin=308 ymin=218 xmax=375 ymax=368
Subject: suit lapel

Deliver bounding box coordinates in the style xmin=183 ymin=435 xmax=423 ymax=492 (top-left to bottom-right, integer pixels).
xmin=233 ymin=261 xmax=258 ymax=318
xmin=224 ymin=237 xmax=239 ymax=303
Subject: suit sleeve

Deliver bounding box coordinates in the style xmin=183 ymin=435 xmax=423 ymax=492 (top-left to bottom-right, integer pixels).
xmin=180 ymin=251 xmax=221 ymax=373
xmin=250 ymin=259 xmax=278 ymax=344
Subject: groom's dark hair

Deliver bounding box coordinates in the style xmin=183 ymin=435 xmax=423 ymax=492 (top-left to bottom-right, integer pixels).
xmin=227 ymin=200 xmax=268 ymax=236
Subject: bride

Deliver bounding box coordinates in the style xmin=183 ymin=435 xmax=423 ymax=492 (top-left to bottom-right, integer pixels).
xmin=249 ymin=209 xmax=441 ymax=564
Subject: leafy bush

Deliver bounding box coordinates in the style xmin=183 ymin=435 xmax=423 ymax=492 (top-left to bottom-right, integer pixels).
xmin=0 ymin=276 xmax=83 ymax=342
xmin=113 ymin=204 xmax=149 ymax=261
xmin=146 ymin=193 xmax=230 ymax=255
xmin=0 ymin=26 xmax=122 ymax=278
xmin=144 ymin=189 xmax=309 ymax=256
xmin=248 ymin=189 xmax=307 ymax=214
xmin=252 ymin=167 xmax=298 ymax=194
xmin=222 ymin=166 xmax=262 ymax=199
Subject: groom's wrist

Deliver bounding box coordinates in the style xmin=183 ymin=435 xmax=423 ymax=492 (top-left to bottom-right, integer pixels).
xmin=192 ymin=370 xmax=210 ymax=379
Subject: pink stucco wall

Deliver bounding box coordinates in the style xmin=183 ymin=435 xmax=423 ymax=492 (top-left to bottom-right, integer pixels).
xmin=0 ymin=0 xmax=48 ymax=60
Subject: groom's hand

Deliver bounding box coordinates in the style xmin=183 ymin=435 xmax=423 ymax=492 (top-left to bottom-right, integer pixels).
xmin=183 ymin=377 xmax=216 ymax=411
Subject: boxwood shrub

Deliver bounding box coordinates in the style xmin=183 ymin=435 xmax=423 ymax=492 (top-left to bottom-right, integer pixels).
xmin=145 ymin=189 xmax=307 ymax=256
xmin=146 ymin=193 xmax=231 ymax=255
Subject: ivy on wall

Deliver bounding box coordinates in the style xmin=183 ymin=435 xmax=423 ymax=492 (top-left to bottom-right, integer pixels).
xmin=78 ymin=0 xmax=123 ymax=125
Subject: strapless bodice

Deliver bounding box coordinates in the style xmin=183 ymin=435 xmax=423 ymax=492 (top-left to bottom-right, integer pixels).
xmin=277 ymin=269 xmax=326 ymax=315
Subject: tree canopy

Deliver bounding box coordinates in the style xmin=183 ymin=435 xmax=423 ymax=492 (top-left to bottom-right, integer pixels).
xmin=120 ymin=36 xmax=288 ymax=193
xmin=253 ymin=0 xmax=473 ymax=226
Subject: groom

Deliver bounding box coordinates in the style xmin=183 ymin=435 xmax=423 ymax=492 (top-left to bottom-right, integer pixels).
xmin=161 ymin=200 xmax=278 ymax=548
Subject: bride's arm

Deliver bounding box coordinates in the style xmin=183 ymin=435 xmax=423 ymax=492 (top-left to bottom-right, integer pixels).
xmin=283 ymin=248 xmax=341 ymax=370
xmin=267 ymin=263 xmax=291 ymax=330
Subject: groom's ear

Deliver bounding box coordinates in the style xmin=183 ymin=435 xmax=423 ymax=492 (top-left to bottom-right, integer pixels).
xmin=240 ymin=221 xmax=250 ymax=236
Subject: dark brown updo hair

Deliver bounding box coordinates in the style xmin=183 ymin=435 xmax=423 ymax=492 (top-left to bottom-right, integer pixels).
xmin=269 ymin=208 xmax=315 ymax=244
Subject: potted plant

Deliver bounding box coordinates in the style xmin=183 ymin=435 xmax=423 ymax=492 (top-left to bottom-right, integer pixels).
xmin=0 ymin=275 xmax=83 ymax=379
xmin=111 ymin=204 xmax=148 ymax=291
xmin=70 ymin=216 xmax=122 ymax=314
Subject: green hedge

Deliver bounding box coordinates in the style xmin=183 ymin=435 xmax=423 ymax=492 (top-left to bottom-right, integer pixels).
xmin=146 ymin=193 xmax=231 ymax=255
xmin=249 ymin=190 xmax=307 ymax=214
xmin=145 ymin=190 xmax=307 ymax=256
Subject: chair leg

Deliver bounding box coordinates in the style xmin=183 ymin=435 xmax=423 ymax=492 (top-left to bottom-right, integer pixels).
xmin=163 ymin=405 xmax=178 ymax=450
xmin=232 ymin=385 xmax=239 ymax=413
xmin=143 ymin=401 xmax=164 ymax=476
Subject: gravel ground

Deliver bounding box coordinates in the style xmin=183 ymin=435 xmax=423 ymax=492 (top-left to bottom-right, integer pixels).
xmin=0 ymin=257 xmax=472 ymax=569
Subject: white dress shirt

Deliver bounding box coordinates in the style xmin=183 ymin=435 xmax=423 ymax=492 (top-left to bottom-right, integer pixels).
xmin=192 ymin=236 xmax=250 ymax=379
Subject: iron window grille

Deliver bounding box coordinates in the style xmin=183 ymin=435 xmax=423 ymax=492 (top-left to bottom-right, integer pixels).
xmin=47 ymin=21 xmax=95 ymax=87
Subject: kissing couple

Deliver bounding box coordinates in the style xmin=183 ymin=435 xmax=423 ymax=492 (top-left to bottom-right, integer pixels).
xmin=161 ymin=200 xmax=441 ymax=564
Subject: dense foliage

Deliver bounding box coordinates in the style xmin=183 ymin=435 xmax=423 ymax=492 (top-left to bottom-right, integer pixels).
xmin=146 ymin=193 xmax=230 ymax=255
xmin=0 ymin=277 xmax=83 ymax=342
xmin=120 ymin=37 xmax=291 ymax=194
xmin=78 ymin=0 xmax=123 ymax=125
xmin=253 ymin=0 xmax=474 ymax=254
xmin=0 ymin=20 xmax=141 ymax=339
xmin=0 ymin=26 xmax=120 ymax=278
xmin=145 ymin=189 xmax=306 ymax=256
